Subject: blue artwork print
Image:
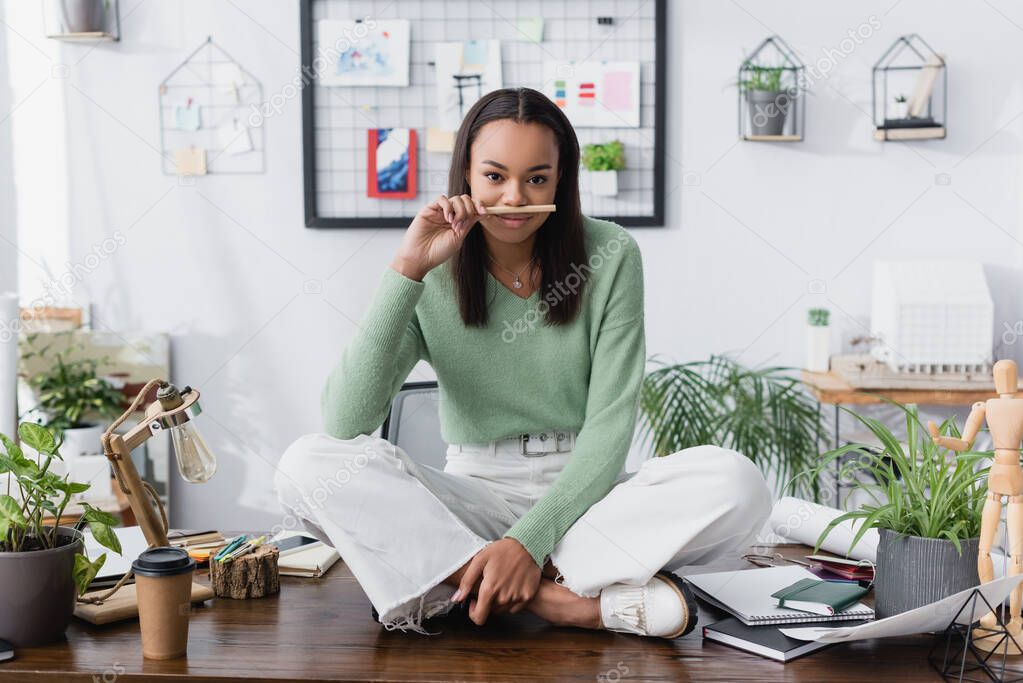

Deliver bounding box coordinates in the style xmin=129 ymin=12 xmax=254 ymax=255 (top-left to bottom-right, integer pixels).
xmin=337 ymin=41 xmax=394 ymax=79
xmin=368 ymin=128 xmax=416 ymax=199
xmin=317 ymin=20 xmax=410 ymax=87
xmin=376 ymin=129 xmax=407 ymax=192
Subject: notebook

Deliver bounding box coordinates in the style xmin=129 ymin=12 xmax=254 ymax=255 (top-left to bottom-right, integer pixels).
xmin=771 ymin=578 xmax=870 ymax=616
xmin=683 ymin=565 xmax=874 ymax=626
xmin=82 ymin=525 xmax=150 ymax=586
xmin=274 ymin=531 xmax=340 ymax=578
xmin=704 ymin=617 xmax=870 ymax=662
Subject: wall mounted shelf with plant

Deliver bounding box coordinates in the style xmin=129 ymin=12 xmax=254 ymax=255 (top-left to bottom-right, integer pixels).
xmin=737 ymin=35 xmax=806 ymax=142
xmin=43 ymin=0 xmax=121 ymax=42
xmin=872 ymin=34 xmax=947 ymax=141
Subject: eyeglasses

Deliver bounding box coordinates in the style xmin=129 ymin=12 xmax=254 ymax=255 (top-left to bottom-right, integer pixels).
xmin=741 ymin=552 xmax=813 ymax=568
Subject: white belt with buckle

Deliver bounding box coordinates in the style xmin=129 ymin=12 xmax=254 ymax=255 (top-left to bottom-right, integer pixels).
xmin=505 ymin=430 xmax=576 ymax=456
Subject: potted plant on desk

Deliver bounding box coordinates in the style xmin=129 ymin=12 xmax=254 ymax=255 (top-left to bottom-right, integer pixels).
xmin=803 ymin=402 xmax=989 ymax=618
xmin=21 ymin=334 xmax=124 ymax=461
xmin=0 ymin=421 xmax=121 ymax=646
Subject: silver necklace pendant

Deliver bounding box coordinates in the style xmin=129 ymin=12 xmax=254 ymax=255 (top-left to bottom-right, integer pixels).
xmin=513 ymin=277 xmax=523 ymax=289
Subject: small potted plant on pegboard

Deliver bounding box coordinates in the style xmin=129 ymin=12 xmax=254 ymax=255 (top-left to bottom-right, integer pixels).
xmin=581 ymin=140 xmax=625 ymax=197
xmin=806 ymin=308 xmax=831 ymax=372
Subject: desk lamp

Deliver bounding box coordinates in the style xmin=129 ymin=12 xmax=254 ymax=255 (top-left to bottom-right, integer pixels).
xmin=100 ymin=378 xmax=216 ymax=549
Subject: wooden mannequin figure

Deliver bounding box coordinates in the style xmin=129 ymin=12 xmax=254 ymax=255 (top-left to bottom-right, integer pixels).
xmin=928 ymin=359 xmax=1023 ymax=654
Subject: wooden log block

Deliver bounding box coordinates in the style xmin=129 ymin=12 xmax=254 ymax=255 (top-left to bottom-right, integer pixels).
xmin=209 ymin=544 xmax=280 ymax=599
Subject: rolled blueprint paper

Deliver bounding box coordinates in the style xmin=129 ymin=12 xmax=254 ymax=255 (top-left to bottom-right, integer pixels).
xmin=768 ymin=496 xmax=879 ymax=562
xmin=0 ymin=292 xmax=16 ymax=441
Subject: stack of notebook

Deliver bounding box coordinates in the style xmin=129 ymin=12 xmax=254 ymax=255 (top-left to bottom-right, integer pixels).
xmin=683 ymin=565 xmax=874 ymax=662
xmin=684 ymin=565 xmax=874 ymax=626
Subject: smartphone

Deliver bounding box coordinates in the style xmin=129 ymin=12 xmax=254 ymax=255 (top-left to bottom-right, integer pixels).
xmin=272 ymin=535 xmax=322 ymax=556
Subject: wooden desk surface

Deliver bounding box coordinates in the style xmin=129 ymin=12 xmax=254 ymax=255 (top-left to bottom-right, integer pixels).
xmin=2 ymin=544 xmax=946 ymax=682
xmin=802 ymin=370 xmax=995 ymax=406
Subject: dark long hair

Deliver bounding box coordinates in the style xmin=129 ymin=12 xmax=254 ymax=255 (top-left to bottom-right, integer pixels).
xmin=448 ymin=87 xmax=586 ymax=328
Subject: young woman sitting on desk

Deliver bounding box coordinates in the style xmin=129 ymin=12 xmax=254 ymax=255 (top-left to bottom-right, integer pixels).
xmin=275 ymin=87 xmax=772 ymax=638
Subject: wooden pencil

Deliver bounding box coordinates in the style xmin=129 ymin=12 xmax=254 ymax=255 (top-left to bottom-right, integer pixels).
xmin=484 ymin=204 xmax=556 ymax=215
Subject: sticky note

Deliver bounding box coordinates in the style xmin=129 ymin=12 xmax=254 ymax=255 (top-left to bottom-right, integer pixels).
xmin=426 ymin=127 xmax=455 ymax=153
xmin=462 ymin=40 xmax=487 ymax=69
xmin=602 ymin=70 xmax=633 ymax=111
xmin=174 ymin=103 xmax=201 ymax=131
xmin=516 ymin=17 xmax=544 ymax=43
xmin=174 ymin=146 xmax=207 ymax=175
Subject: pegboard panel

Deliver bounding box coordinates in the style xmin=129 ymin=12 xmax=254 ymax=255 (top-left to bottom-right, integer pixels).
xmin=300 ymin=0 xmax=665 ymax=227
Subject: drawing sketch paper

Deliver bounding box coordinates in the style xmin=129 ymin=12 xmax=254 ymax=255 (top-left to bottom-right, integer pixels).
xmin=318 ymin=19 xmax=410 ymax=87
xmin=434 ymin=40 xmax=503 ymax=131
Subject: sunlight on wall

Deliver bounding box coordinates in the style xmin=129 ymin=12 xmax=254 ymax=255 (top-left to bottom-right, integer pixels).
xmin=3 ymin=2 xmax=73 ymax=312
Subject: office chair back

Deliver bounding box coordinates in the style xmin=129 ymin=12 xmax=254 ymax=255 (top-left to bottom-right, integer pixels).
xmin=380 ymin=381 xmax=448 ymax=470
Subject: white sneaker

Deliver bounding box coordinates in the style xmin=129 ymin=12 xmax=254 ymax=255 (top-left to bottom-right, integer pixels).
xmin=599 ymin=572 xmax=698 ymax=639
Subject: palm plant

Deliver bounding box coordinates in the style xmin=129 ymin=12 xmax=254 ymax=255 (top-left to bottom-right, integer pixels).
xmin=638 ymin=355 xmax=826 ymax=499
xmin=799 ymin=401 xmax=990 ymax=556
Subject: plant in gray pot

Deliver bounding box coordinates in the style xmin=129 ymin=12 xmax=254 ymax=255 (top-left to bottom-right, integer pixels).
xmin=805 ymin=402 xmax=989 ymax=618
xmin=0 ymin=422 xmax=121 ymax=646
xmin=740 ymin=63 xmax=791 ymax=136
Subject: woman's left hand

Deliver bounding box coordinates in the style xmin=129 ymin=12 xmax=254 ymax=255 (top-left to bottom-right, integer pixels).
xmin=453 ymin=538 xmax=540 ymax=625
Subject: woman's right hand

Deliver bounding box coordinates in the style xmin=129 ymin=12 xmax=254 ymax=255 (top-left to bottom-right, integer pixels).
xmin=391 ymin=194 xmax=486 ymax=281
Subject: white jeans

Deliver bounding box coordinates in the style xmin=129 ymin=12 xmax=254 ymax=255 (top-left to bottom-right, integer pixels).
xmin=274 ymin=431 xmax=772 ymax=633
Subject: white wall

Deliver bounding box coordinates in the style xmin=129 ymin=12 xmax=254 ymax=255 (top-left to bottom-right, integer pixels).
xmin=6 ymin=0 xmax=1023 ymax=529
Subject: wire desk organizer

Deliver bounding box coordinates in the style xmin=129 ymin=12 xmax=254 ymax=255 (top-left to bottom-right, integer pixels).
xmin=158 ymin=36 xmax=266 ymax=176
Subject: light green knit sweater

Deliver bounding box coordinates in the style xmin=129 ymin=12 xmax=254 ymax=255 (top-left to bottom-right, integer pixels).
xmin=321 ymin=216 xmax=646 ymax=565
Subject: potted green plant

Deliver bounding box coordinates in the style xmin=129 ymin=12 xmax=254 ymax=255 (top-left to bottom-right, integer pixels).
xmin=806 ymin=308 xmax=831 ymax=372
xmin=0 ymin=421 xmax=121 ymax=646
xmin=639 ymin=355 xmax=826 ymax=500
xmin=892 ymin=94 xmax=909 ymax=119
xmin=581 ymin=140 xmax=625 ymax=196
xmin=740 ymin=63 xmax=791 ymax=136
xmin=803 ymin=402 xmax=989 ymax=618
xmin=21 ymin=334 xmax=124 ymax=462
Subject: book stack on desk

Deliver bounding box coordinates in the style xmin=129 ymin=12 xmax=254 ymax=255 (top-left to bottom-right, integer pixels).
xmin=684 ymin=565 xmax=874 ymax=662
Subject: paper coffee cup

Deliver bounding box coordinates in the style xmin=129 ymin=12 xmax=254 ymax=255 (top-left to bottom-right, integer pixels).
xmin=132 ymin=547 xmax=196 ymax=660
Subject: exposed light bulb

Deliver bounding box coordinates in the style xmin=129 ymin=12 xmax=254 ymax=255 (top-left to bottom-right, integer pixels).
xmin=169 ymin=422 xmax=217 ymax=483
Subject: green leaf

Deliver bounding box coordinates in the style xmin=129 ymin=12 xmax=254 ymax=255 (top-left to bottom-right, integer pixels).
xmin=88 ymin=521 xmax=121 ymax=555
xmin=81 ymin=503 xmax=119 ymax=527
xmin=0 ymin=494 xmax=25 ymax=531
xmin=73 ymin=552 xmax=106 ymax=596
xmin=18 ymin=422 xmax=58 ymax=456
xmin=0 ymin=433 xmax=23 ymax=461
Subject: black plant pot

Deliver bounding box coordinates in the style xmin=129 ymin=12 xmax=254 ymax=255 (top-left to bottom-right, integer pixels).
xmin=0 ymin=527 xmax=84 ymax=646
xmin=874 ymin=528 xmax=980 ymax=619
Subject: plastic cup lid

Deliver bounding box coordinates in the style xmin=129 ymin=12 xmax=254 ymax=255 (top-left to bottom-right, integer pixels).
xmin=131 ymin=546 xmax=196 ymax=578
